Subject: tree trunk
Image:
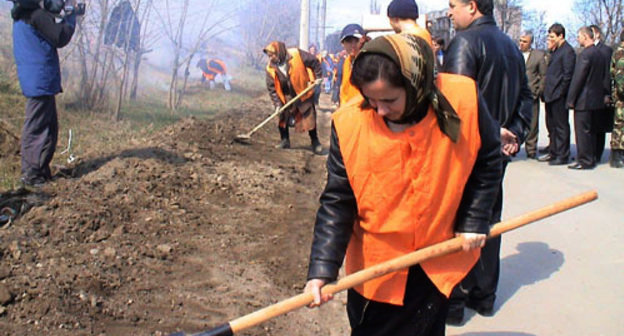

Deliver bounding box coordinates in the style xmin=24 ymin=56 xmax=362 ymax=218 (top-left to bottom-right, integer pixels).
xmin=129 ymin=51 xmax=141 ymax=100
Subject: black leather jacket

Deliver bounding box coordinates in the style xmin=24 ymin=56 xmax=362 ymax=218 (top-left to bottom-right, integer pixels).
xmin=307 ymin=98 xmax=503 ymax=282
xmin=443 ymin=15 xmax=532 ymax=145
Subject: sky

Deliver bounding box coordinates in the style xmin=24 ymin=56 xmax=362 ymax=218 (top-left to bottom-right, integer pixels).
xmin=324 ymin=0 xmax=578 ymax=34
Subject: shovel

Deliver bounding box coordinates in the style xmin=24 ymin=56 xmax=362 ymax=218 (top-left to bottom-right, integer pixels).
xmin=169 ymin=190 xmax=597 ymax=336
xmin=234 ymin=80 xmax=321 ymax=144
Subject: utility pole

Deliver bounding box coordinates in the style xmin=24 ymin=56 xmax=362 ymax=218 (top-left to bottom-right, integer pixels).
xmin=299 ymin=0 xmax=310 ymax=50
xmin=320 ymin=0 xmax=326 ymax=51
xmin=315 ymin=0 xmax=320 ymax=48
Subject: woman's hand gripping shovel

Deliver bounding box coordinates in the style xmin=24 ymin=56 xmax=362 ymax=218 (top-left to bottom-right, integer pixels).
xmin=234 ymin=79 xmax=322 ymax=144
xmin=169 ymin=191 xmax=598 ymax=336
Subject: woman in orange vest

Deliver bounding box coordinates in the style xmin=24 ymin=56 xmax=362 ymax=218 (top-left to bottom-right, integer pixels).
xmin=264 ymin=41 xmax=323 ymax=154
xmin=304 ymin=34 xmax=502 ymax=335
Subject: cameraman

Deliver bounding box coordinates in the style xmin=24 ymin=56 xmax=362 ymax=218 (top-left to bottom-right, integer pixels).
xmin=12 ymin=0 xmax=77 ymax=187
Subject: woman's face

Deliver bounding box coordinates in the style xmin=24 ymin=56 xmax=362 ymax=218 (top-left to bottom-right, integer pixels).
xmin=360 ymin=78 xmax=406 ymax=122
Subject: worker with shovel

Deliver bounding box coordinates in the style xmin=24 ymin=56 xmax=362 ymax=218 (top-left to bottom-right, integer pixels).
xmin=304 ymin=34 xmax=502 ymax=335
xmin=264 ymin=41 xmax=323 ymax=154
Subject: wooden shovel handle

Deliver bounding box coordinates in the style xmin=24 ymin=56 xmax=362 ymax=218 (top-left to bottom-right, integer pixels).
xmin=178 ymin=191 xmax=597 ymax=336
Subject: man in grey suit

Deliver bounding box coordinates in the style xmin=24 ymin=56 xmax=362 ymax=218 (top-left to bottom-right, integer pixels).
xmin=519 ymin=32 xmax=547 ymax=159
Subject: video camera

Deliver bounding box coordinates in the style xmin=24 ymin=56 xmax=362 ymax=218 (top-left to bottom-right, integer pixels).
xmin=7 ymin=0 xmax=86 ymax=16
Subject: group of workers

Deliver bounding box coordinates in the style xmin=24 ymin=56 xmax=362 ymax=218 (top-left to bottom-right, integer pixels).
xmin=258 ymin=0 xmax=619 ymax=335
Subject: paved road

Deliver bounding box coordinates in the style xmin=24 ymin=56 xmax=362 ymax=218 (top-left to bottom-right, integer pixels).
xmin=448 ymin=111 xmax=624 ymax=335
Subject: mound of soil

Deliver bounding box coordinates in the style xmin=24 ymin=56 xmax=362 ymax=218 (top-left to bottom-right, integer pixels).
xmin=0 ymin=95 xmax=349 ymax=335
xmin=0 ymin=121 xmax=21 ymax=184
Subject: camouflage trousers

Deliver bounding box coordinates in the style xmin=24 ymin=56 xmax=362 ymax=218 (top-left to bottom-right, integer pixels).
xmin=612 ymin=106 xmax=624 ymax=150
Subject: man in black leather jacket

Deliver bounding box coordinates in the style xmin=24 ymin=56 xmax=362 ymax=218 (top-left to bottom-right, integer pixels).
xmin=443 ymin=0 xmax=532 ymax=325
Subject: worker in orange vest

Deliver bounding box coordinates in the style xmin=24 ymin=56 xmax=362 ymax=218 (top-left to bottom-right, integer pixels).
xmin=196 ymin=58 xmax=231 ymax=91
xmin=263 ymin=41 xmax=323 ymax=154
xmin=338 ymin=23 xmax=369 ymax=106
xmin=387 ymin=0 xmax=432 ymax=45
xmin=304 ymin=34 xmax=502 ymax=335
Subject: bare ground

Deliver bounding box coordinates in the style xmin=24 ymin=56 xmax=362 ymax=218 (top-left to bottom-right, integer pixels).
xmin=0 ymin=94 xmax=350 ymax=335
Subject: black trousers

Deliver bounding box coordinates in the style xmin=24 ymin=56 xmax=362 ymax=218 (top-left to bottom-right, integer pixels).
xmin=347 ymin=265 xmax=448 ymax=336
xmin=525 ymin=99 xmax=541 ymax=156
xmin=573 ymin=110 xmax=596 ymax=167
xmin=545 ymin=98 xmax=570 ymax=161
xmin=21 ymin=95 xmax=58 ymax=180
xmin=450 ymin=161 xmax=507 ymax=309
xmin=592 ymin=108 xmax=613 ymax=162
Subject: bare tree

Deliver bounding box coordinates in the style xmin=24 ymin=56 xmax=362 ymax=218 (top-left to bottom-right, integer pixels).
xmin=494 ymin=0 xmax=523 ymax=41
xmin=574 ymin=0 xmax=624 ymax=46
xmin=70 ymin=0 xmax=153 ymax=116
xmin=155 ymin=0 xmax=237 ymax=111
xmin=129 ymin=0 xmax=156 ymax=100
xmin=523 ymin=9 xmax=548 ymax=50
xmin=238 ymin=0 xmax=300 ymax=69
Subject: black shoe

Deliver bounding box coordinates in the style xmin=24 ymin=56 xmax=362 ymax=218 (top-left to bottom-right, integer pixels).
xmin=311 ymin=139 xmax=323 ymax=155
xmin=527 ymin=153 xmax=536 ymax=159
xmin=568 ymin=162 xmax=594 ymax=170
xmin=20 ymin=175 xmax=46 ymax=188
xmin=466 ymin=299 xmax=495 ymax=316
xmin=445 ymin=305 xmax=465 ymax=326
xmin=548 ymin=158 xmax=569 ymax=165
xmin=537 ymin=153 xmax=552 ymax=162
xmin=275 ymin=139 xmax=290 ymax=149
xmin=538 ymin=146 xmax=550 ymax=154
xmin=610 ymin=150 xmax=624 ymax=168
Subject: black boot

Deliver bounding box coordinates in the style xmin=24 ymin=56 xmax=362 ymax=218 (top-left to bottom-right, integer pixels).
xmin=276 ymin=127 xmax=290 ymax=149
xmin=309 ymin=129 xmax=323 ymax=155
xmin=610 ymin=149 xmax=624 ymax=168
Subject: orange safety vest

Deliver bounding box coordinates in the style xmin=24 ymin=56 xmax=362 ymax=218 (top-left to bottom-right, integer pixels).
xmin=203 ymin=59 xmax=227 ymax=81
xmin=266 ymin=48 xmax=315 ymax=104
xmin=340 ymin=54 xmax=362 ymax=106
xmin=332 ymin=73 xmax=482 ymax=305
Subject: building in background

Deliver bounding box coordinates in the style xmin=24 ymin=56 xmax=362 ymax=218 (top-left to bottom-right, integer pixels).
xmin=425 ymin=5 xmax=523 ymax=48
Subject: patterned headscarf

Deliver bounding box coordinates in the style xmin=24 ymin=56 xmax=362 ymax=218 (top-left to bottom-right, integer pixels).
xmin=263 ymin=41 xmax=288 ymax=65
xmin=355 ymin=34 xmax=461 ymax=142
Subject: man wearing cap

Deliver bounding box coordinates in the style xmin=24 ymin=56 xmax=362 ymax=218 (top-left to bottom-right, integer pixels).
xmin=386 ymin=0 xmax=432 ymax=46
xmin=339 ymin=23 xmax=368 ymax=106
xmin=443 ymin=0 xmax=532 ymax=325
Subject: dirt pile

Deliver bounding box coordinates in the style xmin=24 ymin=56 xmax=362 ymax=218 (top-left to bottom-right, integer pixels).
xmin=0 ymin=97 xmax=349 ymax=335
xmin=0 ymin=121 xmax=21 ymax=186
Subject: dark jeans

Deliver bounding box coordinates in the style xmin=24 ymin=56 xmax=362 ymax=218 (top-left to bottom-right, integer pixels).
xmin=525 ymin=99 xmax=541 ymax=156
xmin=347 ymin=265 xmax=448 ymax=336
xmin=545 ymin=98 xmax=570 ymax=161
xmin=21 ymin=95 xmax=58 ymax=180
xmin=450 ymin=161 xmax=507 ymax=310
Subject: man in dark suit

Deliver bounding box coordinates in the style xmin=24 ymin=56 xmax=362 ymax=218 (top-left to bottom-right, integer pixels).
xmin=519 ymin=31 xmax=547 ymax=159
xmin=540 ymin=23 xmax=576 ymax=165
xmin=567 ymin=27 xmax=608 ymax=169
xmin=590 ymin=25 xmax=614 ymax=163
